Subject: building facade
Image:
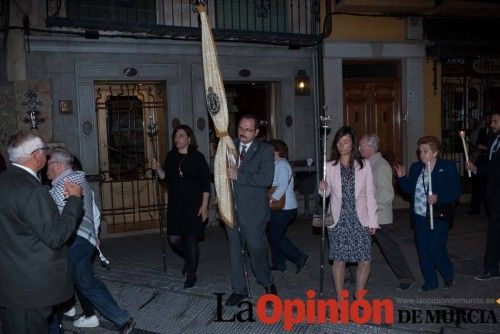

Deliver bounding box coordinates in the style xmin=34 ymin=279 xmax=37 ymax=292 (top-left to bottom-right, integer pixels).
xmin=1 ymin=0 xmax=499 ymax=233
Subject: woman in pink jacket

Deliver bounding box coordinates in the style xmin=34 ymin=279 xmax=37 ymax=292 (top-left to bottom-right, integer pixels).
xmin=319 ymin=126 xmax=378 ymax=300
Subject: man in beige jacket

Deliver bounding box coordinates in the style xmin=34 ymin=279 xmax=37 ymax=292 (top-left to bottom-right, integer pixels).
xmin=360 ymin=134 xmax=415 ymax=290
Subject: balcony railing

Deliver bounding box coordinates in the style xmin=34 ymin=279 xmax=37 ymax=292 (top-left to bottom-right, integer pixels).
xmin=46 ymin=0 xmax=321 ymax=46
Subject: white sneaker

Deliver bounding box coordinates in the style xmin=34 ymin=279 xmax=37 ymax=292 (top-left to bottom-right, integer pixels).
xmin=73 ymin=315 xmax=99 ymax=328
xmin=63 ymin=306 xmax=76 ymax=317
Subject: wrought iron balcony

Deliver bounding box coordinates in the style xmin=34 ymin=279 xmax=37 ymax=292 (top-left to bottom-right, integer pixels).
xmin=46 ymin=0 xmax=321 ymax=46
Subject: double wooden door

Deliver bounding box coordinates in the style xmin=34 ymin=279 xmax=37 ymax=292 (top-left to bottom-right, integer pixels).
xmin=344 ymin=80 xmax=402 ymax=164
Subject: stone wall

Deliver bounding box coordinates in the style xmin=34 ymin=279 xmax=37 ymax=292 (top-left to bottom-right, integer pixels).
xmin=0 ymin=81 xmax=52 ymax=154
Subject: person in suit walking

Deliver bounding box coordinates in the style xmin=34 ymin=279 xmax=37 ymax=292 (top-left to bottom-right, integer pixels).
xmin=0 ymin=131 xmax=83 ymax=334
xmin=359 ymin=134 xmax=415 ymax=290
xmin=319 ymin=126 xmax=378 ymax=301
xmin=225 ymin=114 xmax=276 ymax=306
xmin=395 ymin=136 xmax=460 ymax=291
xmin=467 ymin=111 xmax=500 ymax=280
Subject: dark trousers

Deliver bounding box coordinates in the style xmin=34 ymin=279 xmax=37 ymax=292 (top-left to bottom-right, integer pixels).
xmin=484 ymin=206 xmax=500 ymax=273
xmin=413 ymin=215 xmax=454 ymax=288
xmin=225 ymin=217 xmax=273 ymax=295
xmin=470 ymin=173 xmax=487 ymax=213
xmin=0 ymin=306 xmax=51 ymax=334
xmin=267 ymin=209 xmax=306 ymax=270
xmin=373 ymin=224 xmax=415 ymax=281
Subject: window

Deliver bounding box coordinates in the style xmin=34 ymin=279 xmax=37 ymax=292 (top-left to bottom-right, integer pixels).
xmin=106 ymin=96 xmax=146 ymax=180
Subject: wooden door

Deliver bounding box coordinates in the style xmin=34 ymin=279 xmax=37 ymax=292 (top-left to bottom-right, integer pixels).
xmin=344 ymin=80 xmax=401 ymax=163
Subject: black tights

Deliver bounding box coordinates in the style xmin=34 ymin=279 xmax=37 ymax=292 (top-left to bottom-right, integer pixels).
xmin=168 ymin=235 xmax=199 ymax=274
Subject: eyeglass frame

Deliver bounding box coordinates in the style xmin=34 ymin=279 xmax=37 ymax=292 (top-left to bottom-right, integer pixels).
xmin=31 ymin=147 xmax=49 ymax=155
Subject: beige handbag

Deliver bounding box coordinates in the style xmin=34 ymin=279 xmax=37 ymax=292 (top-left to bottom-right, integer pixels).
xmin=312 ymin=208 xmax=334 ymax=227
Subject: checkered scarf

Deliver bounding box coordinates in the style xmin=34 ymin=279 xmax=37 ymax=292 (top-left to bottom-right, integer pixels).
xmin=49 ymin=168 xmax=97 ymax=246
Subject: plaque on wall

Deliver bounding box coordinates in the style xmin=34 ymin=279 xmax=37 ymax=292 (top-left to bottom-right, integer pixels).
xmin=59 ymin=100 xmax=73 ymax=114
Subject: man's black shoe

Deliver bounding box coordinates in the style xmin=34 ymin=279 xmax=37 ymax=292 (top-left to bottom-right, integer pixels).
xmin=119 ymin=317 xmax=136 ymax=334
xmin=225 ymin=293 xmax=248 ymax=306
xmin=295 ymin=255 xmax=310 ymax=276
xmin=444 ymin=280 xmax=453 ymax=289
xmin=181 ymin=262 xmax=187 ymax=277
xmin=183 ymin=273 xmax=197 ymax=288
xmin=264 ymin=283 xmax=278 ymax=295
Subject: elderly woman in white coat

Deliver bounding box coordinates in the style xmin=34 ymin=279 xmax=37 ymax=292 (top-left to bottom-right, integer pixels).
xmin=319 ymin=126 xmax=378 ymax=300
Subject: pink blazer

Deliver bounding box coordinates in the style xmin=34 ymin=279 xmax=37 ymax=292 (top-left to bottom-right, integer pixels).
xmin=320 ymin=160 xmax=378 ymax=229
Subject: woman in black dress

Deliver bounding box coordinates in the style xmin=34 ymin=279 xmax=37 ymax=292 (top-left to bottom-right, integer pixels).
xmin=154 ymin=125 xmax=210 ymax=288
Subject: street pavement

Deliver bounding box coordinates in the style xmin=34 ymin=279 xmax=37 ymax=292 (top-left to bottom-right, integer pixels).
xmin=7 ymin=207 xmax=500 ymax=333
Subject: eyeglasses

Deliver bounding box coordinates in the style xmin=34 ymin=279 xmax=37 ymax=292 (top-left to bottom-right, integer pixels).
xmin=31 ymin=147 xmax=49 ymax=155
xmin=238 ymin=127 xmax=256 ymax=133
xmin=47 ymin=161 xmax=59 ymax=165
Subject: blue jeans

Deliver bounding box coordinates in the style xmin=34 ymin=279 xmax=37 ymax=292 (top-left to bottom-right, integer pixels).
xmin=69 ymin=236 xmax=130 ymax=327
xmin=267 ymin=209 xmax=306 ymax=270
xmin=413 ymin=215 xmax=454 ymax=289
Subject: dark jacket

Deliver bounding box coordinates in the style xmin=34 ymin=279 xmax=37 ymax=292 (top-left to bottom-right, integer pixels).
xmin=486 ymin=140 xmax=500 ymax=215
xmin=397 ymin=158 xmax=461 ymax=220
xmin=233 ymin=139 xmax=275 ymax=226
xmin=0 ymin=165 xmax=83 ymax=309
xmin=0 ymin=153 xmax=6 ymax=172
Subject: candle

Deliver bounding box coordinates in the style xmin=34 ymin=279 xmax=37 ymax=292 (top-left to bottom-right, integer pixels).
xmin=459 ymin=130 xmax=472 ymax=177
xmin=427 ymin=161 xmax=434 ymax=230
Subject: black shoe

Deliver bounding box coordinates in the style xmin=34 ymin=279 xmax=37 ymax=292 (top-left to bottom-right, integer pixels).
xmin=270 ymin=265 xmax=286 ymax=273
xmin=225 ymin=293 xmax=248 ymax=306
xmin=295 ymin=255 xmax=310 ymax=276
xmin=119 ymin=317 xmax=136 ymax=334
xmin=444 ymin=280 xmax=453 ymax=289
xmin=181 ymin=263 xmax=187 ymax=277
xmin=183 ymin=273 xmax=197 ymax=288
xmin=474 ymin=271 xmax=500 ymax=281
xmin=467 ymin=210 xmax=480 ymax=216
xmin=264 ymin=283 xmax=278 ymax=295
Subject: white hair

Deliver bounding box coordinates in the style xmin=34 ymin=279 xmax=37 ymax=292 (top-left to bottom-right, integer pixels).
xmin=48 ymin=147 xmax=74 ymax=166
xmin=7 ymin=132 xmax=45 ymax=163
xmin=364 ymin=134 xmax=380 ymax=151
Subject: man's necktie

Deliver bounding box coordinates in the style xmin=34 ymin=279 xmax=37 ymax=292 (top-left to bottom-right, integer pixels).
xmin=491 ymin=137 xmax=500 ymax=160
xmin=240 ymin=145 xmax=247 ymax=162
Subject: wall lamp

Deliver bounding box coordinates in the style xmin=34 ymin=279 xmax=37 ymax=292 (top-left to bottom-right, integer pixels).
xmin=295 ymin=70 xmax=310 ymax=96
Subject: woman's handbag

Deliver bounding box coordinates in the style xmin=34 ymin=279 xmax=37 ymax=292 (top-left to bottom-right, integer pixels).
xmin=433 ymin=203 xmax=456 ymax=222
xmin=268 ymin=173 xmax=292 ymax=211
xmin=268 ymin=186 xmax=286 ymax=211
xmin=312 ymin=210 xmax=335 ymax=227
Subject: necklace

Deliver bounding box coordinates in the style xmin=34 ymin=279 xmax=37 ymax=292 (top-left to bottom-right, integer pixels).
xmin=178 ymin=153 xmax=188 ymax=177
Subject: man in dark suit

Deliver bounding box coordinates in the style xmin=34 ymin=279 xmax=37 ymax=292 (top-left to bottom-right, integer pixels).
xmin=225 ymin=114 xmax=276 ymax=306
xmin=467 ymin=111 xmax=500 ymax=280
xmin=0 ymin=152 xmax=6 ymax=172
xmin=0 ymin=131 xmax=83 ymax=333
xmin=468 ymin=114 xmax=494 ymax=215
